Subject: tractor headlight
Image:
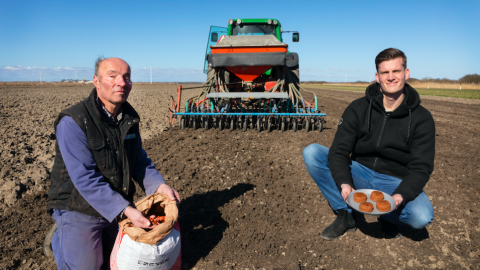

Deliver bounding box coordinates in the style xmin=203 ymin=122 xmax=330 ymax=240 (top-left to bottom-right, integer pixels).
xmin=267 ymin=19 xmax=272 ymax=24
xmin=237 ymin=19 xmax=242 ymax=24
xmin=273 ymin=20 xmax=278 ymax=25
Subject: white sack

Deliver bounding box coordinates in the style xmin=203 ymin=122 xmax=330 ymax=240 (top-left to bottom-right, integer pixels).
xmin=116 ymin=228 xmax=181 ymax=270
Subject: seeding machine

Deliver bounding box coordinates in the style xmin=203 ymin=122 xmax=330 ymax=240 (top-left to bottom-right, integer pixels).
xmin=170 ymin=18 xmax=326 ymax=132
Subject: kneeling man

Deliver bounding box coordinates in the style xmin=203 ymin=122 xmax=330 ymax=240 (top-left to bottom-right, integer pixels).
xmin=303 ymin=48 xmax=435 ymax=240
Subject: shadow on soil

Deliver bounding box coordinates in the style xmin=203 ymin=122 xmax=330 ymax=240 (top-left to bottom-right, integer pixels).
xmin=354 ymin=212 xmax=430 ymax=241
xmin=178 ymin=183 xmax=255 ymax=269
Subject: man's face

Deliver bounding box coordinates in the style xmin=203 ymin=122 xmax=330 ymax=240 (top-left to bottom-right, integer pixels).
xmin=375 ymin=57 xmax=410 ymax=96
xmin=93 ymin=58 xmax=132 ymax=106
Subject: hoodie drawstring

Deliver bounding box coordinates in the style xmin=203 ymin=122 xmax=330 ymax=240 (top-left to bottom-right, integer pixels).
xmin=368 ymin=99 xmax=372 ymax=132
xmin=369 ymin=99 xmax=412 ymax=144
xmin=407 ymin=108 xmax=412 ymax=143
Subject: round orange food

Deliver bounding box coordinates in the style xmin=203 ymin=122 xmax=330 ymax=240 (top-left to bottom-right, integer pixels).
xmin=359 ymin=202 xmax=374 ymax=212
xmin=370 ymin=191 xmax=384 ymax=201
xmin=376 ymin=200 xmax=391 ymax=212
xmin=353 ymin=192 xmax=367 ymax=203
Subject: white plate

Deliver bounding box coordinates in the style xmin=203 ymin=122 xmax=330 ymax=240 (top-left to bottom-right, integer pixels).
xmin=346 ymin=189 xmax=396 ymax=215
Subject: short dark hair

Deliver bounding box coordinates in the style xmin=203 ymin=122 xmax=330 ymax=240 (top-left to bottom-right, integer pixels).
xmin=375 ymin=48 xmax=407 ymax=71
xmin=94 ymin=56 xmax=106 ymax=80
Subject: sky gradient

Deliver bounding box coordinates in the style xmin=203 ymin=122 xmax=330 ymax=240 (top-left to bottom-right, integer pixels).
xmin=1 ymin=0 xmax=478 ymax=82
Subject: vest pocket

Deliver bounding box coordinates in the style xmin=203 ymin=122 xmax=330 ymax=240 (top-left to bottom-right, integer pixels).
xmin=88 ymin=138 xmax=107 ymax=169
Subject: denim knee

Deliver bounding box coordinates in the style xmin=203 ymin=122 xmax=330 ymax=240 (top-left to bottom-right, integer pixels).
xmin=409 ymin=210 xmax=434 ymax=229
xmin=302 ymin=144 xmax=329 ymax=163
xmin=402 ymin=204 xmax=434 ymax=229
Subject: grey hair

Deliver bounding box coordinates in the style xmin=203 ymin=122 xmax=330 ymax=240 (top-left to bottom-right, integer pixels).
xmin=94 ymin=56 xmax=106 ymax=80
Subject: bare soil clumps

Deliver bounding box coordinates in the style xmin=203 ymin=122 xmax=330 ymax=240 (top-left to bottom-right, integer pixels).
xmin=1 ymin=85 xmax=479 ymax=269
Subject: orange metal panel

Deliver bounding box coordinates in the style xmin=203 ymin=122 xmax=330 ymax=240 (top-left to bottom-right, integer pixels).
xmin=211 ymin=46 xmax=287 ymax=54
xmin=225 ymin=66 xmax=272 ymax=82
xmin=265 ymin=81 xmax=277 ymax=91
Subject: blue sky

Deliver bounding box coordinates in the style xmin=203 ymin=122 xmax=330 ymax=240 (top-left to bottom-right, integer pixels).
xmin=1 ymin=0 xmax=478 ymax=82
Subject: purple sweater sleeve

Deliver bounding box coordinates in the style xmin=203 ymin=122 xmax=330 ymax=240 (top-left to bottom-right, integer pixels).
xmin=56 ymin=116 xmax=129 ymax=222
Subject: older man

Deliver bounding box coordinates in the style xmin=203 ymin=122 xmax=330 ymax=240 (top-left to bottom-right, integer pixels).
xmin=47 ymin=57 xmax=180 ymax=269
xmin=303 ymin=48 xmax=435 ymax=240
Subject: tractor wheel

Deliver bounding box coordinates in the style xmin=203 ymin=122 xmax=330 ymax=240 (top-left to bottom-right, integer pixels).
xmin=291 ymin=65 xmax=300 ymax=85
xmin=281 ymin=117 xmax=286 ymax=132
xmin=257 ymin=117 xmax=261 ymax=132
xmin=243 ymin=117 xmax=248 ymax=132
xmin=305 ymin=118 xmax=310 ymax=132
xmin=267 ymin=117 xmax=272 ymax=132
xmin=318 ymin=117 xmax=324 ymax=132
xmin=219 ymin=116 xmax=224 ymax=130
xmin=250 ymin=117 xmax=254 ymax=130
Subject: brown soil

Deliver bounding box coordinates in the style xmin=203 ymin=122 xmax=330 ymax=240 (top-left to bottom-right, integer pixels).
xmin=0 ymin=84 xmax=479 ymax=269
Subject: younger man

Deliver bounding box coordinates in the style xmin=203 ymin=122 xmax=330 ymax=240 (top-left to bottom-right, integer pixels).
xmin=303 ymin=48 xmax=435 ymax=240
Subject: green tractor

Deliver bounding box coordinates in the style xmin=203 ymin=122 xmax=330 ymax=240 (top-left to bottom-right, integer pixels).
xmin=170 ymin=18 xmax=325 ymax=132
xmin=204 ymin=18 xmax=300 ymax=93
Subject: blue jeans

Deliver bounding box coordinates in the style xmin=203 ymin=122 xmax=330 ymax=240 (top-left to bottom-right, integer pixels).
xmin=51 ymin=209 xmax=118 ymax=270
xmin=302 ymin=144 xmax=434 ymax=229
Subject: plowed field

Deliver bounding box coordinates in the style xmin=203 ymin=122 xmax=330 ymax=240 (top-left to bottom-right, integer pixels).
xmin=0 ymin=84 xmax=478 ymax=269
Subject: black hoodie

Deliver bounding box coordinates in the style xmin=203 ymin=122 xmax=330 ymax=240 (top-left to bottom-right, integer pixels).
xmin=328 ymin=83 xmax=435 ymax=205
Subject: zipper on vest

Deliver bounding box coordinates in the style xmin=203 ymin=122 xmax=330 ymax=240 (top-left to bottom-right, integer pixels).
xmin=373 ymin=114 xmax=388 ymax=169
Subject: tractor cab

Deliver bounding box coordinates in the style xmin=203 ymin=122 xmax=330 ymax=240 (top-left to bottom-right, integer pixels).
xmin=204 ymin=18 xmax=299 ymax=73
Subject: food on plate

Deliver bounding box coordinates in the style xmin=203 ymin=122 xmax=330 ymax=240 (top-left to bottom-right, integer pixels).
xmin=359 ymin=202 xmax=374 ymax=212
xmin=376 ymin=200 xmax=391 ymax=212
xmin=353 ymin=192 xmax=367 ymax=203
xmin=370 ymin=191 xmax=384 ymax=201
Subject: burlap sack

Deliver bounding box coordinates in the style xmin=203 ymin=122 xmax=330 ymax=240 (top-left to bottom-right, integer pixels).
xmin=118 ymin=193 xmax=178 ymax=245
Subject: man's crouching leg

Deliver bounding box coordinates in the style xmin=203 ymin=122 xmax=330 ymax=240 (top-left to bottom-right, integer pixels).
xmin=383 ymin=191 xmax=434 ymax=230
xmin=302 ymin=144 xmax=356 ymax=240
xmin=51 ymin=209 xmax=113 ymax=270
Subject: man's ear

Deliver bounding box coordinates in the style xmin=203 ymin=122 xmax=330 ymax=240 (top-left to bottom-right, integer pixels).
xmin=93 ymin=75 xmax=100 ymax=89
xmin=375 ymin=72 xmax=379 ymax=83
xmin=405 ymin=68 xmax=410 ymax=81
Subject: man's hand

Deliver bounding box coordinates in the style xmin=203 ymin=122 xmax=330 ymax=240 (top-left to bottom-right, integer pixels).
xmin=392 ymin=194 xmax=403 ymax=209
xmin=341 ymin=184 xmax=355 ymax=201
xmin=156 ymin=183 xmax=181 ymax=203
xmin=124 ymin=206 xmax=156 ymax=229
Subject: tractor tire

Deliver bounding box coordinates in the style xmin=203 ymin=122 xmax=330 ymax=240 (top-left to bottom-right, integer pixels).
xmin=290 ymin=65 xmax=300 ymax=85
xmin=257 ymin=117 xmax=261 ymax=132
xmin=267 ymin=117 xmax=272 ymax=132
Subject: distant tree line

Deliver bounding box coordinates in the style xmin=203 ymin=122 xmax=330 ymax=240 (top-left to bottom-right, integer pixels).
xmin=407 ymin=74 xmax=480 ymax=84
xmin=301 ymin=74 xmax=480 ymax=85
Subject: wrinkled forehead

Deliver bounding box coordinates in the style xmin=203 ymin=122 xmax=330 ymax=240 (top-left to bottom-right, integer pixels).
xmin=99 ymin=58 xmax=131 ymax=74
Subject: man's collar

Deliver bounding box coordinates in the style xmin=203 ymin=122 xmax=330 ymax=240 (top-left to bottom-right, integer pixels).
xmin=95 ymin=96 xmax=123 ymax=124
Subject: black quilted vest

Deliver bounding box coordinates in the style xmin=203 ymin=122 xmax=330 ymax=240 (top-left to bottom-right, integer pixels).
xmin=47 ymin=89 xmax=140 ymax=218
